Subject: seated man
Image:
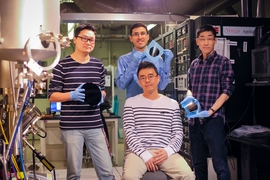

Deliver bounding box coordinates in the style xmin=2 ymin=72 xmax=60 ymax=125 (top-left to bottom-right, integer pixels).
xmin=122 ymin=61 xmax=195 ymax=180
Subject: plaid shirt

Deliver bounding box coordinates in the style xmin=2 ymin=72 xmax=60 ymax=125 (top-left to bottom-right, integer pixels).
xmin=187 ymin=51 xmax=235 ymax=125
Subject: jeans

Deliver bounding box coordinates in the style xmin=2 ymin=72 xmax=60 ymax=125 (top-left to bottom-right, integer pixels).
xmin=189 ymin=116 xmax=231 ymax=180
xmin=60 ymin=128 xmax=115 ymax=180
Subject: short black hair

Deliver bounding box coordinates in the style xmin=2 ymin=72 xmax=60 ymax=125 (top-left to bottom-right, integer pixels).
xmin=129 ymin=22 xmax=148 ymax=35
xmin=137 ymin=61 xmax=159 ymax=76
xmin=196 ymin=24 xmax=216 ymax=38
xmin=74 ymin=24 xmax=97 ymax=37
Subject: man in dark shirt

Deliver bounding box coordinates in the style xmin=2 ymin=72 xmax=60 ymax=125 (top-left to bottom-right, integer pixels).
xmin=186 ymin=24 xmax=235 ymax=180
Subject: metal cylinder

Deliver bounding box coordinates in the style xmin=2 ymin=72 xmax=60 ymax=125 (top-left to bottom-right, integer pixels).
xmin=0 ymin=0 xmax=60 ymax=158
xmin=22 ymin=103 xmax=42 ymax=135
xmin=0 ymin=61 xmax=17 ymax=139
xmin=0 ymin=60 xmax=17 ymax=88
xmin=187 ymin=103 xmax=198 ymax=112
xmin=0 ymin=0 xmax=60 ymax=61
xmin=256 ymin=0 xmax=265 ymax=18
xmin=241 ymin=0 xmax=252 ymax=17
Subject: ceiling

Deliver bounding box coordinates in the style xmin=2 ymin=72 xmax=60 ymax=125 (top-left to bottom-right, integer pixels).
xmin=60 ymin=0 xmax=241 ymax=15
xmin=59 ymin=0 xmax=266 ymax=39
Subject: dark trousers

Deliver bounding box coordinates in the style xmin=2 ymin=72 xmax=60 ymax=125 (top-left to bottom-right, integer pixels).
xmin=189 ymin=116 xmax=231 ymax=180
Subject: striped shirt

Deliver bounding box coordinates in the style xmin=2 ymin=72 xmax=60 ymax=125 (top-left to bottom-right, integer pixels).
xmin=48 ymin=55 xmax=106 ymax=130
xmin=188 ymin=50 xmax=235 ymax=125
xmin=123 ymin=94 xmax=183 ymax=162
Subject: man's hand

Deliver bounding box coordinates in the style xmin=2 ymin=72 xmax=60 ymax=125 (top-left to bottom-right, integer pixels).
xmin=101 ymin=90 xmax=106 ymax=98
xmin=188 ymin=110 xmax=210 ymax=118
xmin=133 ymin=51 xmax=146 ymax=64
xmin=70 ymin=84 xmax=85 ymax=102
xmin=180 ymin=95 xmax=196 ymax=107
xmin=160 ymin=49 xmax=173 ymax=72
xmin=97 ymin=91 xmax=104 ymax=106
xmin=153 ymin=149 xmax=168 ymax=165
xmin=163 ymin=49 xmax=173 ymax=65
xmin=145 ymin=157 xmax=158 ymax=172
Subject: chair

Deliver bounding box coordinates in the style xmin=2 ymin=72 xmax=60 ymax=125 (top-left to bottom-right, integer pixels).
xmin=141 ymin=171 xmax=172 ymax=180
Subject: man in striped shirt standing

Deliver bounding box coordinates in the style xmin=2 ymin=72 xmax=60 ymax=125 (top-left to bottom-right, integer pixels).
xmin=122 ymin=61 xmax=194 ymax=180
xmin=48 ymin=24 xmax=115 ymax=180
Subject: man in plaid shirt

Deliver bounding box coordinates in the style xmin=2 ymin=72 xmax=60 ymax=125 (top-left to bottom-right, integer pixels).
xmin=186 ymin=24 xmax=235 ymax=180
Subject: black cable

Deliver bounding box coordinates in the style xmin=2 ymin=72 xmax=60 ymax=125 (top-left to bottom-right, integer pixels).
xmin=53 ymin=169 xmax=56 ymax=180
xmin=100 ymin=109 xmax=109 ymax=141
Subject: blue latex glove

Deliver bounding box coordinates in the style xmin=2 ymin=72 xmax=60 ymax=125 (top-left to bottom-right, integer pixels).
xmin=132 ymin=51 xmax=146 ymax=67
xmin=180 ymin=95 xmax=197 ymax=108
xmin=159 ymin=49 xmax=173 ymax=78
xmin=180 ymin=95 xmax=199 ymax=118
xmin=96 ymin=90 xmax=104 ymax=106
xmin=180 ymin=95 xmax=211 ymax=119
xmin=163 ymin=49 xmax=173 ymax=65
xmin=70 ymin=84 xmax=85 ymax=102
xmin=188 ymin=110 xmax=210 ymax=119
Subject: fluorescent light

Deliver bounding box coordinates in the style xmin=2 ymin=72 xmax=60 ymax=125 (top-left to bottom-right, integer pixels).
xmin=68 ymin=23 xmax=75 ymax=39
xmin=147 ymin=24 xmax=157 ymax=31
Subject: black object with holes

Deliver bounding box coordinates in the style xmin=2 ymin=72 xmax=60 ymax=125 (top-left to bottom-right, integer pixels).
xmin=82 ymin=82 xmax=102 ymax=106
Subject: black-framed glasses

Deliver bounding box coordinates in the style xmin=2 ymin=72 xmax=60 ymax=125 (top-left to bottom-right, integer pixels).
xmin=138 ymin=74 xmax=158 ymax=81
xmin=131 ymin=32 xmax=147 ymax=37
xmin=197 ymin=38 xmax=215 ymax=42
xmin=77 ymin=36 xmax=95 ymax=43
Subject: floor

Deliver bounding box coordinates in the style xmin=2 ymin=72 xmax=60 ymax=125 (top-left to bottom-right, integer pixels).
xmin=27 ymin=167 xmax=122 ymax=180
xmin=25 ymin=138 xmax=125 ymax=180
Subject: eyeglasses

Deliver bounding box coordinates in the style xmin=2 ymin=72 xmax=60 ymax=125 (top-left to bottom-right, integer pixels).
xmin=198 ymin=38 xmax=215 ymax=42
xmin=131 ymin=32 xmax=147 ymax=37
xmin=77 ymin=36 xmax=95 ymax=43
xmin=138 ymin=74 xmax=158 ymax=81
